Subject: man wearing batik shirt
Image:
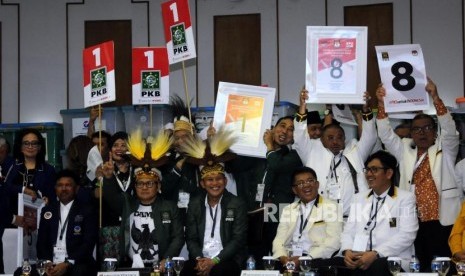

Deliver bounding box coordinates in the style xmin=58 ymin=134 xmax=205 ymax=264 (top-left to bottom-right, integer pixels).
xmin=376 ymin=77 xmax=462 ymax=272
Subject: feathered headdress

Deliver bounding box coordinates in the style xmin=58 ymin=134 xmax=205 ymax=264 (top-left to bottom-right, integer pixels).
xmin=180 ymin=126 xmax=238 ymax=179
xmin=170 ymin=95 xmax=194 ymax=133
xmin=127 ymin=128 xmax=172 ymax=180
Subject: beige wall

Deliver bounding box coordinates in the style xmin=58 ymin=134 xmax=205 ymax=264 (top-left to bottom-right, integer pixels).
xmin=0 ymin=0 xmax=463 ymax=123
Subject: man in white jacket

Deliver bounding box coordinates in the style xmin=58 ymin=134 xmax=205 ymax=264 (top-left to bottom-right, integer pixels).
xmin=340 ymin=151 xmax=418 ymax=274
xmin=293 ymin=89 xmax=377 ymax=217
xmin=376 ymin=78 xmax=461 ymax=272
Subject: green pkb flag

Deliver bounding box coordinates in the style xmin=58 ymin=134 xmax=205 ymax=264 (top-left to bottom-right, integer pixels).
xmin=142 ymin=71 xmax=160 ymax=90
xmin=91 ymin=67 xmax=107 ymax=90
xmin=171 ymin=23 xmax=187 ymax=46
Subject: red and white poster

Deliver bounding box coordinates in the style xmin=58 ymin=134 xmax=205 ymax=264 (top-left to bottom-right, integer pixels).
xmin=305 ymin=26 xmax=367 ymax=104
xmin=132 ymin=47 xmax=170 ymax=105
xmin=316 ymin=38 xmax=357 ymax=95
xmin=83 ymin=41 xmax=116 ymax=107
xmin=161 ymin=0 xmax=197 ymax=64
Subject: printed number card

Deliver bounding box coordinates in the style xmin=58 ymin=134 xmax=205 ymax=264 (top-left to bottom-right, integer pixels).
xmin=161 ymin=0 xmax=197 ymax=64
xmin=132 ymin=47 xmax=170 ymax=105
xmin=375 ymin=44 xmax=429 ymax=113
xmin=83 ymin=41 xmax=116 ymax=108
xmin=306 ymin=26 xmax=367 ymax=104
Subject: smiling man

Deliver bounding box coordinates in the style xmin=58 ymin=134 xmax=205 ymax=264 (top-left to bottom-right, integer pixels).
xmin=178 ymin=128 xmax=247 ymax=276
xmin=101 ymin=130 xmax=184 ymax=270
xmin=376 ymin=78 xmax=462 ymax=272
xmin=338 ymin=151 xmax=418 ymax=275
xmin=272 ymin=166 xmax=341 ymax=271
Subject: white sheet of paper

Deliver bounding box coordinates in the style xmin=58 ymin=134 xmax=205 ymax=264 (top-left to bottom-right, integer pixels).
xmin=376 ymin=44 xmax=429 ymax=113
xmin=98 ymin=272 xmax=140 ymax=276
xmin=332 ymin=104 xmax=357 ymax=126
xmin=86 ymin=145 xmax=103 ymax=181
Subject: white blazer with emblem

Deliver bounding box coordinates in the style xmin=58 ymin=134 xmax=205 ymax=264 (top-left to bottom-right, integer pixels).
xmin=293 ymin=118 xmax=377 ymax=216
xmin=340 ymin=186 xmax=418 ymax=271
xmin=272 ymin=195 xmax=342 ymax=259
xmin=377 ymin=113 xmax=462 ymax=226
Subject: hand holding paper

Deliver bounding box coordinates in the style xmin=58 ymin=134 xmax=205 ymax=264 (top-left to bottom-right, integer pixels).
xmin=425 ymin=77 xmax=439 ymax=102
xmin=376 ymin=84 xmax=386 ymax=107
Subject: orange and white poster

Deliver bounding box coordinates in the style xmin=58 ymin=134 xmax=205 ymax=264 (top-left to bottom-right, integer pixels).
xmin=132 ymin=47 xmax=170 ymax=105
xmin=161 ymin=0 xmax=196 ymax=64
xmin=213 ymin=82 xmax=275 ymax=158
xmin=224 ymin=94 xmax=265 ymax=148
xmin=83 ymin=41 xmax=116 ymax=107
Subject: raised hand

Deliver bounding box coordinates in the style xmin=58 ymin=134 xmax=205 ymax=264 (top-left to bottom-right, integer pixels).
xmin=375 ymin=84 xmax=386 ymax=107
xmin=101 ymin=152 xmax=114 ymax=179
xmin=299 ymin=86 xmax=309 ymax=114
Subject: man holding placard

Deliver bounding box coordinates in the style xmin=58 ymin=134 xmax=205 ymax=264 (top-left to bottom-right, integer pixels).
xmin=376 ymin=78 xmax=462 ymax=272
xmin=293 ymin=89 xmax=377 ymax=217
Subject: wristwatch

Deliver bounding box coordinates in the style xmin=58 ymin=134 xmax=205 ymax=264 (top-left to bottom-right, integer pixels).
xmin=324 ymin=109 xmax=332 ymax=116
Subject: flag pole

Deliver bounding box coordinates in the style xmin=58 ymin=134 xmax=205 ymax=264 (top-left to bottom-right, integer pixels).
xmin=181 ymin=61 xmax=193 ymax=132
xmin=150 ymin=104 xmax=153 ymax=137
xmin=98 ymin=104 xmax=103 ymax=229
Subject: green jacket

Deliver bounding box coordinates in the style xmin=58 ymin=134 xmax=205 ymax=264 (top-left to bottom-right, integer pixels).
xmin=102 ymin=177 xmax=184 ymax=262
xmin=185 ymin=191 xmax=247 ymax=267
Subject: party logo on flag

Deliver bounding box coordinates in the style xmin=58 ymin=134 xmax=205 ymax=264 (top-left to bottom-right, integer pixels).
xmin=141 ymin=70 xmax=160 ymax=97
xmin=171 ymin=22 xmax=187 ymax=51
xmin=90 ymin=67 xmax=107 ymax=97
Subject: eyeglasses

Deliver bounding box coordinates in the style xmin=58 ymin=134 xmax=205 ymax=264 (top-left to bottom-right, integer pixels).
xmin=22 ymin=141 xmax=40 ymax=148
xmin=293 ymin=178 xmax=318 ymax=188
xmin=411 ymin=125 xmax=435 ymax=134
xmin=135 ymin=181 xmax=159 ymax=189
xmin=363 ymin=166 xmax=387 ymax=174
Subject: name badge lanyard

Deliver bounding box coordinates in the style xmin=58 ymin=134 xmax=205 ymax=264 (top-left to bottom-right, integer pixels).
xmin=59 ymin=211 xmax=71 ymax=241
xmin=113 ymin=166 xmax=132 ymax=192
xmin=209 ymin=205 xmax=219 ymax=238
xmin=364 ymin=196 xmax=386 ymax=250
xmin=330 ymin=156 xmax=342 ymax=182
xmin=299 ymin=203 xmax=314 ymax=239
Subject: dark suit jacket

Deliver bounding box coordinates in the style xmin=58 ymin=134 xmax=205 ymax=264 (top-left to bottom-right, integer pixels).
xmin=36 ymin=199 xmax=98 ymax=265
xmin=161 ymin=156 xmax=203 ymax=203
xmin=186 ymin=191 xmax=248 ymax=267
xmin=6 ymin=160 xmax=56 ymax=200
xmin=102 ymin=177 xmax=184 ymax=262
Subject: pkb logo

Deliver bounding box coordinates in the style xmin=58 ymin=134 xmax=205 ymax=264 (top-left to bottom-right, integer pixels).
xmin=171 ymin=23 xmax=188 ymax=55
xmin=90 ymin=67 xmax=107 ymax=98
xmin=141 ymin=70 xmax=161 ymax=97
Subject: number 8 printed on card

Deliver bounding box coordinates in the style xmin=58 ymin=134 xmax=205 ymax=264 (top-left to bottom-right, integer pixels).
xmin=375 ymin=44 xmax=429 ymax=113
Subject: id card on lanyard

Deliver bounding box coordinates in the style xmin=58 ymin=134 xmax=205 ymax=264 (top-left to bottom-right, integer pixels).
xmin=53 ymin=213 xmax=70 ymax=264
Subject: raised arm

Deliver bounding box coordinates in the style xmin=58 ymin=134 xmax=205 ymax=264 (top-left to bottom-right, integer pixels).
xmin=293 ymin=88 xmax=314 ymax=163
xmin=375 ymin=84 xmax=404 ymax=161
xmin=356 ymin=91 xmax=378 ymax=161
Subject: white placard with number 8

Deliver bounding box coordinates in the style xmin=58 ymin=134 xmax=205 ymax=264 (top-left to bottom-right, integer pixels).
xmin=375 ymin=44 xmax=429 ymax=113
